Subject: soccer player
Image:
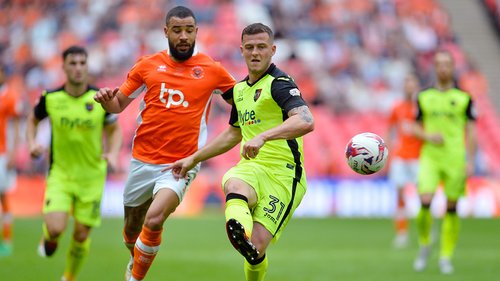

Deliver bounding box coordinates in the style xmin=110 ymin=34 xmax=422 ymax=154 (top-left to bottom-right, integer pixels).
xmin=386 ymin=73 xmax=422 ymax=249
xmin=26 ymin=46 xmax=122 ymax=281
xmin=0 ymin=65 xmax=22 ymax=257
xmin=167 ymin=23 xmax=315 ymax=281
xmin=412 ymin=50 xmax=477 ymax=274
xmin=93 ymin=6 xmax=236 ymax=281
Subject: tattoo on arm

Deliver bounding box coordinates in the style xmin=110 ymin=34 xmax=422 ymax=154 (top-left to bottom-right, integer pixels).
xmin=288 ymin=105 xmax=313 ymax=123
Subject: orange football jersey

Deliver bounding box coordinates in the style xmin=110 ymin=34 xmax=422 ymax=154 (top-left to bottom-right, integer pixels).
xmin=0 ymin=84 xmax=21 ymax=154
xmin=120 ymin=50 xmax=235 ymax=164
xmin=388 ymin=100 xmax=422 ymax=159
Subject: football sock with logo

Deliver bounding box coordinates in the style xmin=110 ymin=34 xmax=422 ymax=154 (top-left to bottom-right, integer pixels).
xmin=416 ymin=204 xmax=432 ymax=246
xmin=131 ymin=226 xmax=163 ymax=281
xmin=225 ymin=193 xmax=253 ymax=236
xmin=63 ymin=237 xmax=91 ymax=281
xmin=244 ymin=254 xmax=268 ymax=281
xmin=439 ymin=210 xmax=459 ymax=259
xmin=123 ymin=228 xmax=140 ymax=256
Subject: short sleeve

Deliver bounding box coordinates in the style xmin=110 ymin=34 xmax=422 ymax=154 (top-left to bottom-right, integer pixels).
xmin=270 ymin=76 xmax=307 ymax=113
xmin=416 ymin=96 xmax=423 ymax=122
xmin=119 ymin=57 xmax=146 ymax=98
xmin=228 ymin=102 xmax=240 ymax=127
xmin=466 ymin=97 xmax=477 ymax=121
xmin=216 ymin=63 xmax=236 ymax=95
xmin=33 ymin=92 xmax=48 ymax=120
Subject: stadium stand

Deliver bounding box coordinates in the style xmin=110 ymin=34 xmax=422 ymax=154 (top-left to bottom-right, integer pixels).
xmin=2 ymin=0 xmax=500 ymax=215
xmin=483 ymin=0 xmax=500 ymax=36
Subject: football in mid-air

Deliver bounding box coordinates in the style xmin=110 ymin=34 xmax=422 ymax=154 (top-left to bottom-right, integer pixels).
xmin=345 ymin=132 xmax=389 ymax=175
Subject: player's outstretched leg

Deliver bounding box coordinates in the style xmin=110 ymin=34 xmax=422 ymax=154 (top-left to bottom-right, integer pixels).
xmin=226 ymin=219 xmax=259 ymax=262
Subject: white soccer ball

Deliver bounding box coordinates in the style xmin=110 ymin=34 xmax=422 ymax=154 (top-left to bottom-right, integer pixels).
xmin=345 ymin=132 xmax=389 ymax=175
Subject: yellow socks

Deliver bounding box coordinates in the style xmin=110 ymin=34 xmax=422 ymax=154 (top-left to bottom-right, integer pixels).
xmin=440 ymin=212 xmax=459 ymax=259
xmin=244 ymin=255 xmax=268 ymax=281
xmin=63 ymin=238 xmax=91 ymax=281
xmin=416 ymin=206 xmax=433 ymax=246
xmin=225 ymin=193 xmax=253 ymax=236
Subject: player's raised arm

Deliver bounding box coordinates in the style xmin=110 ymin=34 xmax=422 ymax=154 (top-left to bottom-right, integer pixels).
xmin=264 ymin=105 xmax=314 ymax=141
xmin=166 ymin=126 xmax=242 ymax=179
xmin=94 ymin=87 xmax=132 ymax=113
xmin=241 ymin=105 xmax=314 ymax=160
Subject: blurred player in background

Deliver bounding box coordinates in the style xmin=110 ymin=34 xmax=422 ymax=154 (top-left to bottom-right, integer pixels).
xmin=0 ymin=64 xmax=22 ymax=257
xmin=26 ymin=46 xmax=122 ymax=281
xmin=386 ymin=73 xmax=422 ymax=249
xmin=168 ymin=23 xmax=315 ymax=281
xmin=93 ymin=6 xmax=235 ymax=281
xmin=412 ymin=50 xmax=477 ymax=274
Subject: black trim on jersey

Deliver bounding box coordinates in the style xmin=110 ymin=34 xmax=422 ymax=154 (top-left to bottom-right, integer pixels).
xmin=33 ymin=95 xmax=48 ymax=120
xmin=415 ymin=88 xmax=476 ymax=122
xmin=273 ymin=134 xmax=303 ymax=236
xmin=274 ymin=177 xmax=298 ymax=237
xmin=244 ymin=63 xmax=277 ymax=87
xmin=466 ymin=98 xmax=476 ymax=121
xmin=48 ymin=130 xmax=54 ymax=177
xmin=34 ymin=86 xmax=65 ymax=120
xmin=416 ymin=95 xmax=422 ymax=122
xmin=228 ymin=103 xmax=240 ymax=127
xmin=222 ymin=87 xmax=233 ymax=101
xmin=270 ymin=76 xmax=307 ymax=114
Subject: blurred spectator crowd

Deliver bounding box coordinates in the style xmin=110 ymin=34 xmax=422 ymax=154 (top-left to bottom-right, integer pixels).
xmin=1 ymin=0 xmax=499 ymax=178
xmin=483 ymin=0 xmax=500 ymax=36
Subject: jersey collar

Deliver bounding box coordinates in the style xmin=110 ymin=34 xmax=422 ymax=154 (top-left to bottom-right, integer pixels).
xmin=245 ymin=63 xmax=276 ymax=86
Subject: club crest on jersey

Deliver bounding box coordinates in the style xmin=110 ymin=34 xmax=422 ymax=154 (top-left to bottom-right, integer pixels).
xmin=191 ymin=66 xmax=204 ymax=79
xmin=254 ymin=89 xmax=262 ymax=102
xmin=157 ymin=65 xmax=167 ymax=72
xmin=85 ymin=103 xmax=94 ymax=111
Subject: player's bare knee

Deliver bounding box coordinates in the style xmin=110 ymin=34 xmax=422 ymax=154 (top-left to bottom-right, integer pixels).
xmin=144 ymin=213 xmax=168 ymax=230
xmin=125 ymin=215 xmax=144 ymax=231
xmin=73 ymin=231 xmax=90 ymax=243
xmin=46 ymin=223 xmax=65 ymax=239
xmin=419 ymin=194 xmax=433 ymax=208
xmin=224 ymin=180 xmax=257 ymax=205
xmin=446 ymin=202 xmax=457 ymax=213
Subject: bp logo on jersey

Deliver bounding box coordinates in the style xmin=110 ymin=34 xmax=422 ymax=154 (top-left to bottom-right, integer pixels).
xmin=159 ymin=83 xmax=189 ymax=108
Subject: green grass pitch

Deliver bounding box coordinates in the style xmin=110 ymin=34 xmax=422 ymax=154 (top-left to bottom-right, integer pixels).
xmin=1 ymin=216 xmax=499 ymax=281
